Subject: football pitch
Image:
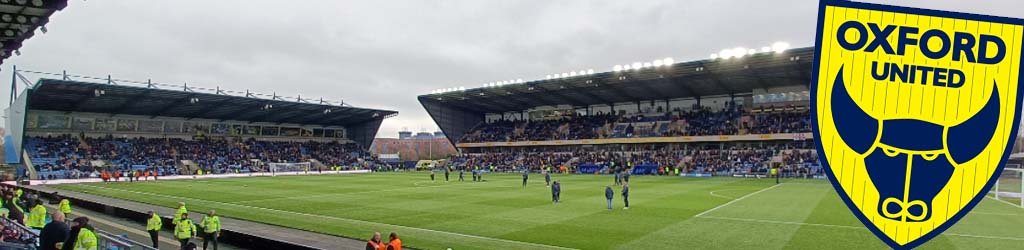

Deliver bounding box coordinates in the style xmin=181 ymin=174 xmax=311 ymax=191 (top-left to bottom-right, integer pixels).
xmin=53 ymin=172 xmax=1023 ymax=250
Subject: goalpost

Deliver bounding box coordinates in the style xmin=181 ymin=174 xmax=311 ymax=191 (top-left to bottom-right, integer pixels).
xmin=267 ymin=162 xmax=312 ymax=176
xmin=990 ymin=165 xmax=1023 ymax=208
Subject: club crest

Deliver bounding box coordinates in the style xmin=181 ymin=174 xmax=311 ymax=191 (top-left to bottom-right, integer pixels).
xmin=811 ymin=0 xmax=1024 ymax=249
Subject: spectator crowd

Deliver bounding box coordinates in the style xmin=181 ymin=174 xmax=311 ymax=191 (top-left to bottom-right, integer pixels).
xmin=460 ymin=102 xmax=811 ymax=143
xmin=447 ymin=142 xmax=821 ymax=177
xmin=27 ymin=135 xmax=382 ymax=180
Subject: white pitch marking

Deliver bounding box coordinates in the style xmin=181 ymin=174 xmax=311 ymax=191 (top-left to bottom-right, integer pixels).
xmin=985 ymin=196 xmax=1024 ymax=209
xmin=694 ymin=184 xmax=783 ymax=218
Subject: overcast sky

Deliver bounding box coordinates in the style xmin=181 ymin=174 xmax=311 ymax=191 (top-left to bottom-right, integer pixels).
xmin=2 ymin=0 xmax=1022 ymax=138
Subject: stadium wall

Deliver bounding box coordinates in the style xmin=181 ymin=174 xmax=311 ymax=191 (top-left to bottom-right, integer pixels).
xmin=4 ymin=89 xmax=30 ymax=164
xmin=420 ymin=97 xmax=485 ymax=148
xmin=346 ymin=117 xmax=385 ymax=149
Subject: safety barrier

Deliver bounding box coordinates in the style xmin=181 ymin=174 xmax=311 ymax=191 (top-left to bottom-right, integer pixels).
xmin=96 ymin=228 xmax=158 ymax=250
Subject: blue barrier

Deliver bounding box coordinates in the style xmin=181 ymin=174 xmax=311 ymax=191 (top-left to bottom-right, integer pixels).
xmin=630 ymin=164 xmax=659 ymax=175
xmin=578 ymin=164 xmax=603 ymax=174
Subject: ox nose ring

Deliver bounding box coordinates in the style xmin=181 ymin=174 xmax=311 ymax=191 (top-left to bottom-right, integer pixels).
xmin=882 ymin=197 xmax=928 ymax=221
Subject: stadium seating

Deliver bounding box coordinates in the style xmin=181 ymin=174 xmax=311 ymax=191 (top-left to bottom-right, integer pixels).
xmin=26 ymin=135 xmax=382 ymax=180
xmin=449 ymin=141 xmax=822 ymax=176
xmin=460 ymin=103 xmax=811 ymax=143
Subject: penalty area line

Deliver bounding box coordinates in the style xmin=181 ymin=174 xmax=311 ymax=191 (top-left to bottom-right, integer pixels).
xmin=695 ymin=184 xmax=783 ymax=218
xmin=76 ymin=184 xmax=579 ymax=250
xmin=985 ymin=195 xmax=1024 ymax=209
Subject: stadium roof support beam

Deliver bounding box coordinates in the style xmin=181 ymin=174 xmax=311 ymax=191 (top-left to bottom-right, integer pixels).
xmin=316 ymin=109 xmax=368 ymax=125
xmin=634 ymin=78 xmax=672 ymax=100
xmin=477 ymin=89 xmax=537 ymax=112
xmin=270 ymin=108 xmax=326 ymax=125
xmin=221 ymin=102 xmax=280 ymax=122
xmin=567 ymin=87 xmax=613 ymax=105
xmin=188 ymin=100 xmax=242 ymax=120
xmin=468 ymin=95 xmax=518 ymax=113
xmin=149 ymin=94 xmax=198 ymax=118
xmin=110 ymin=85 xmax=157 ymax=114
xmin=599 ymin=78 xmax=643 ymax=101
xmin=698 ymin=64 xmax=739 ymax=95
xmin=533 ymin=84 xmax=592 ymax=107
xmin=665 ymin=77 xmax=697 ymax=97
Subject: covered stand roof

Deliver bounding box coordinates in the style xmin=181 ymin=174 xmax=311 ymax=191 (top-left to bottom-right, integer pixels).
xmin=0 ymin=0 xmax=68 ymax=65
xmin=419 ymin=47 xmax=815 ymax=147
xmin=21 ymin=75 xmax=397 ymax=147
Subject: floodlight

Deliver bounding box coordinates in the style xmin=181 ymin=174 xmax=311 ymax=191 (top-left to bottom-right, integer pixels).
xmin=623 ymin=64 xmax=632 ymax=70
xmin=578 ymin=70 xmax=587 ymax=75
xmin=710 ymin=54 xmax=719 ymax=59
xmin=516 ymin=79 xmax=523 ymax=83
xmin=613 ymin=65 xmax=623 ymax=72
xmin=761 ymin=47 xmax=771 ymax=53
xmin=561 ymin=73 xmax=568 ymax=78
xmin=586 ymin=69 xmax=594 ymax=74
xmin=458 ymin=86 xmax=465 ymax=91
xmin=631 ymin=62 xmax=642 ymax=70
xmin=772 ymin=41 xmax=790 ymax=53
xmin=732 ymin=47 xmax=746 ymax=58
xmin=663 ymin=57 xmax=674 ymax=65
xmin=653 ymin=59 xmax=664 ymax=67
xmin=569 ymin=71 xmax=577 ymax=77
xmin=747 ymin=49 xmax=757 ymax=55
xmin=642 ymin=62 xmax=652 ymax=68
xmin=546 ymin=75 xmax=552 ymax=79
xmin=720 ymin=49 xmax=733 ymax=59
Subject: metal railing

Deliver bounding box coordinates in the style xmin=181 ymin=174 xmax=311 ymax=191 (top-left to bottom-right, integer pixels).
xmin=96 ymin=228 xmax=158 ymax=250
xmin=0 ymin=215 xmax=37 ymax=250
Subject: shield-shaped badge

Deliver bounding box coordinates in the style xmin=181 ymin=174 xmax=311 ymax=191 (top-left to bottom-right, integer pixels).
xmin=811 ymin=0 xmax=1024 ymax=249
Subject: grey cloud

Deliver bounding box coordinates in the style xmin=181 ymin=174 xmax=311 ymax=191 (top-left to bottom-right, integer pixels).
xmin=3 ymin=0 xmax=1020 ymax=138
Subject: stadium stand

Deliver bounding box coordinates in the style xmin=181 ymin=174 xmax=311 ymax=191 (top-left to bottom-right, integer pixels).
xmin=447 ymin=141 xmax=821 ymax=176
xmin=422 ymin=46 xmax=823 ymax=179
xmin=2 ymin=70 xmax=397 ymax=249
xmin=27 ymin=135 xmax=380 ymax=180
xmin=458 ymin=102 xmax=811 ymax=143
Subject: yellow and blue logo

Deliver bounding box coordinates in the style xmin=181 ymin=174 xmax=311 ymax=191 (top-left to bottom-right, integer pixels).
xmin=811 ymin=0 xmax=1024 ymax=249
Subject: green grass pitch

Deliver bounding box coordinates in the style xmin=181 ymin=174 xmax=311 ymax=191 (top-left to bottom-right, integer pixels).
xmin=53 ymin=172 xmax=1024 ymax=250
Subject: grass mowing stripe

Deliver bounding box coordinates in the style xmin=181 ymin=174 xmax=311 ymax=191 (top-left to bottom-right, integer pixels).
xmin=231 ymin=180 xmax=465 ymax=204
xmin=74 ymin=183 xmax=579 ymax=250
xmin=694 ymin=183 xmax=783 ymax=218
xmin=698 ymin=216 xmax=1024 ymax=242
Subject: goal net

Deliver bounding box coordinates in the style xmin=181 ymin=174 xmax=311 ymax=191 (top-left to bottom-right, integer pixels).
xmin=268 ymin=162 xmax=311 ymax=176
xmin=990 ymin=167 xmax=1023 ymax=208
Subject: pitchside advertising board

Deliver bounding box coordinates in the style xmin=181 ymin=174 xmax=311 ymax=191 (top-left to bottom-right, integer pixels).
xmin=811 ymin=0 xmax=1024 ymax=249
